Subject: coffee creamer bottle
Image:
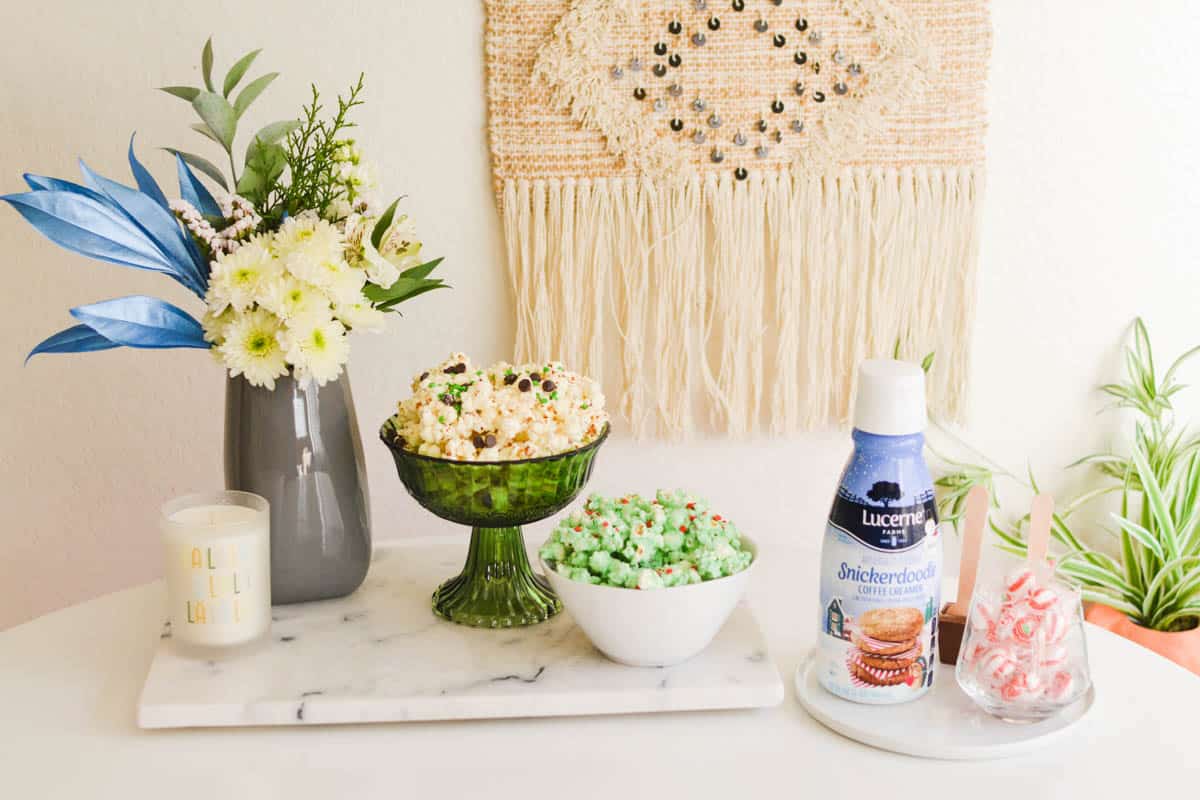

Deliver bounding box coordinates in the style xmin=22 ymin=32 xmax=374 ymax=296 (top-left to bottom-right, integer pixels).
xmin=817 ymin=360 xmax=942 ymax=704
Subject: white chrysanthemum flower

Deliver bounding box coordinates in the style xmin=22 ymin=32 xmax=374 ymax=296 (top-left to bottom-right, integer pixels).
xmin=281 ymin=315 xmax=350 ymax=386
xmin=336 ymin=302 xmax=387 ymax=333
xmin=273 ymin=215 xmax=344 ymax=267
xmin=206 ymin=236 xmax=281 ymax=312
xmin=258 ymin=275 xmax=328 ymax=321
xmin=201 ymin=306 xmax=235 ymax=345
xmin=219 ymin=308 xmax=289 ymax=390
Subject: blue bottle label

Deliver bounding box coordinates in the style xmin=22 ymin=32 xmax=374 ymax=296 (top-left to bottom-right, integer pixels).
xmin=816 ymin=435 xmax=942 ymax=704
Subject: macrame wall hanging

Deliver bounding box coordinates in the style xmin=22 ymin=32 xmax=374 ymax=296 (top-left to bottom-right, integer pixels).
xmin=485 ymin=0 xmax=991 ymax=437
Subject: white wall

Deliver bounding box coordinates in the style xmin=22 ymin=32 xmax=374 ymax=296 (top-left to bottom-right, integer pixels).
xmin=1 ymin=1 xmax=1198 ymax=629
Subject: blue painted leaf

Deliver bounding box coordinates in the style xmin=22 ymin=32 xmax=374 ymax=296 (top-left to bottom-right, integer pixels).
xmin=175 ymin=154 xmax=220 ymax=217
xmin=2 ymin=190 xmax=183 ymax=275
xmin=78 ymin=160 xmax=206 ymax=295
xmin=22 ymin=174 xmax=112 ymax=206
xmin=69 ymin=296 xmax=209 ymax=350
xmin=127 ymin=134 xmax=169 ymax=208
xmin=25 ymin=323 xmax=119 ymax=363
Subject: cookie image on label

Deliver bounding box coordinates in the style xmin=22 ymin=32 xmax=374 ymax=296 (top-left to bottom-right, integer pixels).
xmin=847 ymin=606 xmax=924 ymax=686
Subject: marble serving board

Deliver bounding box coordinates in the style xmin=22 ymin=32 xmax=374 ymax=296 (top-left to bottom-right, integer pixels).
xmin=138 ymin=538 xmax=784 ymax=728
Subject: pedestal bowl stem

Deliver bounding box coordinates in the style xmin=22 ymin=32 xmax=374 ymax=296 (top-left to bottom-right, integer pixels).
xmin=432 ymin=526 xmax=561 ymax=627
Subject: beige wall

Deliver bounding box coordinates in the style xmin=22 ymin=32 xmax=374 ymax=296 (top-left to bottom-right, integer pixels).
xmin=2 ymin=1 xmax=1199 ymax=629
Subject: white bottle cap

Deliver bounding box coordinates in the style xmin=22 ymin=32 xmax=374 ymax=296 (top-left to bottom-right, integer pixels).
xmin=853 ymin=359 xmax=927 ymax=436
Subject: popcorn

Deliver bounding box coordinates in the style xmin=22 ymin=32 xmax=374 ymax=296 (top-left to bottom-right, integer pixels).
xmin=386 ymin=353 xmax=608 ymax=461
xmin=539 ymin=491 xmax=752 ymax=589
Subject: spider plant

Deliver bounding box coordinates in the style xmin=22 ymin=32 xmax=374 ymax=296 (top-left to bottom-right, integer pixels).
xmin=931 ymin=319 xmax=1200 ymax=633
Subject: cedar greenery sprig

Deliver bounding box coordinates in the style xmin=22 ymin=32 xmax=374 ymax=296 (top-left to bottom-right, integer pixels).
xmin=272 ymin=74 xmax=367 ymax=226
xmin=930 ymin=319 xmax=1200 ymax=633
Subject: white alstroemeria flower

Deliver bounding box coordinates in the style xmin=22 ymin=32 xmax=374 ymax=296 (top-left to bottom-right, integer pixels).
xmin=219 ymin=308 xmax=289 ymax=390
xmin=335 ymin=301 xmax=387 ymax=333
xmin=207 ymin=236 xmax=280 ymax=312
xmin=280 ymin=315 xmax=350 ymax=386
xmin=361 ymin=235 xmax=401 ymax=289
xmin=381 ymin=214 xmax=420 ymax=257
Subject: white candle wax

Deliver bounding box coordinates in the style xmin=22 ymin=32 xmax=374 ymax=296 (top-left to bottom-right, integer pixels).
xmin=161 ymin=492 xmax=271 ymax=653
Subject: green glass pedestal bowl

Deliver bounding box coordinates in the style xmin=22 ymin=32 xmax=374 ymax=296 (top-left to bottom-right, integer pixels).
xmin=380 ymin=421 xmax=608 ymax=628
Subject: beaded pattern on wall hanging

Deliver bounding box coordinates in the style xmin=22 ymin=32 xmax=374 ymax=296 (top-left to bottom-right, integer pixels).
xmin=485 ymin=0 xmax=991 ymax=437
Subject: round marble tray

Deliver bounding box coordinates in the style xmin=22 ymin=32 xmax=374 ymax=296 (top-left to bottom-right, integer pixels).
xmin=794 ymin=650 xmax=1094 ymax=760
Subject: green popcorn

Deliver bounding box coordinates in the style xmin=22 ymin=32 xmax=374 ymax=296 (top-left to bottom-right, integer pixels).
xmin=540 ymin=540 xmax=566 ymax=565
xmin=606 ymin=559 xmax=634 ymax=586
xmin=545 ymin=491 xmax=752 ymax=588
xmin=588 ymin=550 xmax=612 ymax=575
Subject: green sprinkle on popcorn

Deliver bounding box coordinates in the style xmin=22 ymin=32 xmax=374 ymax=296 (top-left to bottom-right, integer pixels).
xmin=540 ymin=490 xmax=753 ymax=589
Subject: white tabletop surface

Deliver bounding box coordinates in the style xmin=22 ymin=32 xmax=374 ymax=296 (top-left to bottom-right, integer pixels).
xmin=2 ymin=537 xmax=1197 ymax=798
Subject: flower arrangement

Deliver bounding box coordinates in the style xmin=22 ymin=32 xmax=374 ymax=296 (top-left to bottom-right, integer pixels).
xmin=6 ymin=38 xmax=446 ymax=389
xmin=933 ymin=320 xmax=1200 ymax=634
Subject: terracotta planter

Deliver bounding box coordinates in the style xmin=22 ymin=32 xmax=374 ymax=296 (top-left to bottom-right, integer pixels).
xmin=1086 ymin=604 xmax=1200 ymax=676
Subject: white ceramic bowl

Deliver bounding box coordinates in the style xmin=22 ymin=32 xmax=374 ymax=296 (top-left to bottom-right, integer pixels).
xmin=540 ymin=537 xmax=757 ymax=667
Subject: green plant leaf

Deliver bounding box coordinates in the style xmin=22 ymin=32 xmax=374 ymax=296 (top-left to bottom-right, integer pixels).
xmin=162 ymin=149 xmax=228 ymax=190
xmin=1057 ymin=556 xmax=1136 ymax=598
xmin=920 ymin=352 xmax=935 ymax=374
xmin=201 ymin=37 xmax=215 ymax=92
xmin=222 ymin=48 xmax=261 ymax=97
xmin=160 ymin=86 xmax=200 ymax=101
xmin=372 ymin=198 xmax=402 ymax=249
xmin=237 ymin=147 xmax=285 ymax=200
xmin=1080 ymin=590 xmax=1143 ymax=620
xmin=189 ymin=123 xmax=223 ymax=146
xmin=1154 ymin=604 xmax=1200 ymax=632
xmin=233 ymin=72 xmax=279 ymax=118
xmin=365 ymin=277 xmax=448 ymax=310
xmin=243 ymin=120 xmax=300 ymax=162
xmin=1111 ymin=514 xmax=1166 ymax=562
xmin=399 ymin=257 xmax=445 ymax=281
xmin=1164 ymin=344 xmax=1200 ymax=390
xmin=1133 ymin=444 xmax=1180 ymax=560
xmin=191 ymin=92 xmax=237 ymax=152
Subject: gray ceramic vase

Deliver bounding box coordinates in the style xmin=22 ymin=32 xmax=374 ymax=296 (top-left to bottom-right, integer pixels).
xmin=224 ymin=374 xmax=371 ymax=605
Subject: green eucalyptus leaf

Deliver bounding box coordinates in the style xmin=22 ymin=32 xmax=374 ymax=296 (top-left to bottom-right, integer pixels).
xmin=243 ymin=120 xmax=300 ymax=162
xmin=162 ymin=149 xmax=228 ymax=190
xmin=201 ymin=37 xmax=215 ymax=92
xmin=233 ymin=72 xmax=279 ymax=118
xmin=189 ymin=122 xmax=224 ymax=146
xmin=192 ymin=92 xmax=237 ymax=152
xmin=222 ymin=48 xmax=261 ymax=97
xmin=239 ymin=141 xmax=286 ymax=205
xmin=160 ymin=86 xmax=200 ymax=101
xmin=371 ymin=198 xmax=402 ymax=249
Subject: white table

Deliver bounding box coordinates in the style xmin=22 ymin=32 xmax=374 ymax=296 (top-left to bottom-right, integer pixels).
xmin=1 ymin=539 xmax=1196 ymax=798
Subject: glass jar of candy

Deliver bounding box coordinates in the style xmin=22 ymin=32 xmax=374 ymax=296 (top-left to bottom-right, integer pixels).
xmin=956 ymin=557 xmax=1092 ymax=722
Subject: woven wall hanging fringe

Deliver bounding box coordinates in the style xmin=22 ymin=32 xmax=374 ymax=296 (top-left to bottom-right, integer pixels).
xmin=486 ymin=0 xmax=991 ymax=437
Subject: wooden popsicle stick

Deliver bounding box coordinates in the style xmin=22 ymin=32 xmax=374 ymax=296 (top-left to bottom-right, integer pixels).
xmin=947 ymin=485 xmax=989 ymax=616
xmin=1026 ymin=493 xmax=1055 ymax=569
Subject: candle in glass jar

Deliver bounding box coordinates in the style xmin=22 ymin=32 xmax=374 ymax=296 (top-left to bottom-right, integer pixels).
xmin=160 ymin=491 xmax=271 ymax=653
